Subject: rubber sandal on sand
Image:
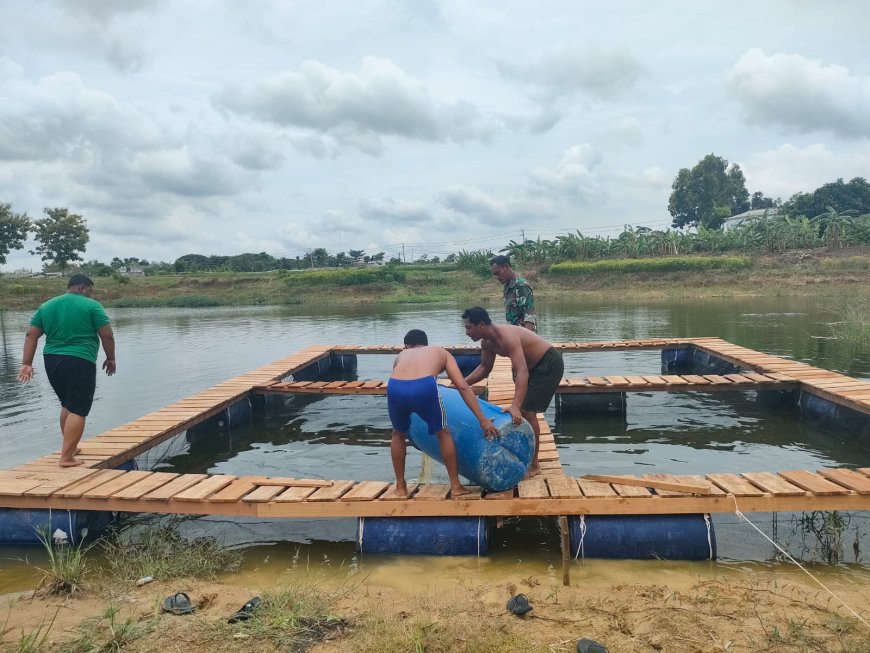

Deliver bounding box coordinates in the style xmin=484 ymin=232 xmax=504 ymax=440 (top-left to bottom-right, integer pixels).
xmin=162 ymin=592 xmax=196 ymax=615
xmin=228 ymin=596 xmax=261 ymax=623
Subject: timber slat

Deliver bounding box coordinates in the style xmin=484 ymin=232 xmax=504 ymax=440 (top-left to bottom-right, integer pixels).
xmin=742 ymin=472 xmax=806 ymax=496
xmin=82 ymin=471 xmax=154 ymax=499
xmin=342 ymin=481 xmax=390 ymax=501
xmin=242 ymin=485 xmax=286 ymax=502
xmin=273 ymin=486 xmax=319 ymax=502
xmin=380 ymin=483 xmax=420 ymax=501
xmin=209 ymin=477 xmax=266 ymax=503
xmin=518 ymin=476 xmax=549 ymax=498
xmin=414 ymin=484 xmax=450 ymax=500
xmin=707 ymin=473 xmax=765 ymax=496
xmin=818 ymin=468 xmax=870 ymax=494
xmin=308 ymin=480 xmax=354 ymax=501
xmin=546 ymin=475 xmax=582 ymax=498
xmin=144 ymin=474 xmax=208 ymax=501
xmin=57 ymin=470 xmax=127 ymax=498
xmin=174 ymin=475 xmax=236 ymax=501
xmin=112 ymin=472 xmax=179 ymax=500
xmin=612 ymin=483 xmax=653 ymax=497
xmin=577 ymin=478 xmax=617 ymax=497
xmin=778 ymin=470 xmax=850 ymax=496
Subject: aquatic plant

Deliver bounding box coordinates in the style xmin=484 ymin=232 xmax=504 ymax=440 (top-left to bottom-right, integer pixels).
xmin=34 ymin=527 xmax=90 ymax=596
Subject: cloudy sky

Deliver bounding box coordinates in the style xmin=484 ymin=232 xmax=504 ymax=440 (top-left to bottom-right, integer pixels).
xmin=1 ymin=1 xmax=868 ymax=270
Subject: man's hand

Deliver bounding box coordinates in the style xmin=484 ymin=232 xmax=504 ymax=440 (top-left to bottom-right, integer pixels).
xmin=17 ymin=364 xmax=34 ymax=384
xmin=480 ymin=418 xmax=499 ymax=439
xmin=505 ymin=405 xmax=523 ymax=425
xmin=103 ymin=359 xmax=116 ymax=376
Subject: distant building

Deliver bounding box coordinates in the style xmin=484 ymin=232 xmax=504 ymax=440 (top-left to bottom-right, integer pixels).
xmin=724 ymin=208 xmax=780 ymax=229
xmin=122 ymin=265 xmax=146 ymax=277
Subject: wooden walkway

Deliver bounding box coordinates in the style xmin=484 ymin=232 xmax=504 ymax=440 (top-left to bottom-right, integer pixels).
xmin=1 ymin=338 xmax=869 ymax=520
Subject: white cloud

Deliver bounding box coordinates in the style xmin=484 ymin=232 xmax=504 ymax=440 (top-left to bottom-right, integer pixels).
xmin=359 ymin=197 xmax=433 ymax=225
xmin=727 ymin=48 xmax=870 ymax=138
xmin=214 ymin=57 xmax=505 ymax=155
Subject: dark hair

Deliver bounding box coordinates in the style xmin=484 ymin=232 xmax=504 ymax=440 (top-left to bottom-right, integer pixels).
xmin=461 ymin=307 xmax=491 ymax=325
xmin=403 ymin=329 xmax=428 ymax=346
xmin=489 ymin=254 xmax=511 ymax=267
xmin=67 ymin=274 xmax=94 ymax=288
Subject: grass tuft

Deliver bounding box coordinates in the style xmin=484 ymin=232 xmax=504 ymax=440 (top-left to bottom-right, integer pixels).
xmin=100 ymin=525 xmax=243 ymax=582
xmin=549 ymin=255 xmax=752 ymax=275
xmin=34 ymin=528 xmax=90 ymax=596
xmin=61 ymin=604 xmax=156 ymax=653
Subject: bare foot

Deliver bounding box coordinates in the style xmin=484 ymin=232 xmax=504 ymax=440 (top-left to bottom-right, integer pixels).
xmin=394 ymin=482 xmax=409 ymax=498
xmin=59 ymin=458 xmax=84 ymax=468
xmin=523 ymin=466 xmax=542 ymax=479
xmin=450 ymin=485 xmax=472 ymax=498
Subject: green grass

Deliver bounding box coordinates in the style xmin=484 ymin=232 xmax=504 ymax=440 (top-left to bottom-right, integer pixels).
xmin=34 ymin=528 xmax=90 ymax=596
xmin=213 ymin=583 xmax=349 ymax=651
xmin=61 ymin=605 xmax=156 ymax=653
xmin=2 ymin=605 xmax=57 ymax=653
xmin=830 ymin=296 xmax=870 ymax=350
xmin=100 ymin=525 xmax=243 ymax=582
xmin=549 ymin=255 xmax=752 ymax=275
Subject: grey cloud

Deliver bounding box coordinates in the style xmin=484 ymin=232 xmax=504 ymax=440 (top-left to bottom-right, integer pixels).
xmin=499 ymin=47 xmax=644 ymax=100
xmin=214 ymin=57 xmax=503 ymax=155
xmin=440 ymin=185 xmax=556 ymax=226
xmin=727 ymin=48 xmax=870 ymax=138
xmin=528 ymin=145 xmax=602 ymax=200
xmin=359 ymin=197 xmax=433 ymax=225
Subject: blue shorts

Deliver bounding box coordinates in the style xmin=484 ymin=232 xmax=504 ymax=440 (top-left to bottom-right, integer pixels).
xmin=387 ymin=376 xmax=446 ymax=435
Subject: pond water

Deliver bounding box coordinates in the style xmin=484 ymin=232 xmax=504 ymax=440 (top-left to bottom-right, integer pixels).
xmin=1 ymin=297 xmax=869 ymax=593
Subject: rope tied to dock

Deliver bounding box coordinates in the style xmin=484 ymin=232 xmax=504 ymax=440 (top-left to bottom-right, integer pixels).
xmin=730 ymin=494 xmax=870 ymax=630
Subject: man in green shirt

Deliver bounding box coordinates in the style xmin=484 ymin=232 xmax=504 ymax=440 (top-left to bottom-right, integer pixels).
xmin=489 ymin=255 xmax=538 ymax=332
xmin=18 ymin=275 xmax=116 ymax=467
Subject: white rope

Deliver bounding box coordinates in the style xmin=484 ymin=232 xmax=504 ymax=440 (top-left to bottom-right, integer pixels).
xmin=357 ymin=517 xmax=364 ymax=554
xmin=477 ymin=518 xmax=482 ymax=558
xmin=573 ymin=515 xmax=586 ymax=560
xmin=730 ymin=495 xmax=870 ymax=630
xmin=703 ymin=513 xmax=714 ymax=560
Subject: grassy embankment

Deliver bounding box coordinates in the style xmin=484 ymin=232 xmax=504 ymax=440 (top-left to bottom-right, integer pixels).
xmin=5 ymin=525 xmax=870 ymax=652
xmin=1 ymin=250 xmax=869 ymax=312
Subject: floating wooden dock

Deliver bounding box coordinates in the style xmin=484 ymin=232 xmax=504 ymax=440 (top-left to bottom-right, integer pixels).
xmin=1 ymin=338 xmax=869 ymax=520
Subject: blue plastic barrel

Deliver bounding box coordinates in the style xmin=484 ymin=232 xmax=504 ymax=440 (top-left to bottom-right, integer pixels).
xmin=408 ymin=386 xmax=534 ymax=491
xmin=453 ymin=354 xmax=482 ymax=377
xmin=356 ymin=516 xmax=489 ymax=555
xmin=568 ymin=514 xmax=716 ymax=560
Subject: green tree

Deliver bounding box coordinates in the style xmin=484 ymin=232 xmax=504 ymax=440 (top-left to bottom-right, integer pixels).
xmin=750 ymin=192 xmax=778 ymax=210
xmin=30 ymin=207 xmax=89 ymax=269
xmin=668 ymin=154 xmax=750 ymax=229
xmin=0 ymin=203 xmax=31 ymax=265
xmin=784 ymin=177 xmax=870 ymax=220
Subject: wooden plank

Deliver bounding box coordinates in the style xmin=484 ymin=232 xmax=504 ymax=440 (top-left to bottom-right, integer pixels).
xmin=112 ymin=472 xmax=179 ymax=500
xmin=661 ymin=375 xmax=689 ymax=385
xmin=413 ymin=484 xmax=450 ymax=500
xmin=242 ymin=485 xmax=286 ymax=502
xmin=208 ymin=477 xmax=266 ymax=503
xmin=623 ymin=376 xmax=649 ymax=385
xmin=641 ymin=376 xmax=668 ymax=386
xmin=307 ymin=480 xmax=354 ymax=501
xmin=577 ymin=478 xmax=617 ymax=497
xmin=380 ymin=483 xmax=420 ymax=501
xmin=778 ymin=470 xmax=850 ymax=496
xmin=518 ymin=476 xmax=549 ymax=499
xmin=252 ymin=478 xmax=333 ymax=488
xmin=546 ymin=475 xmax=582 ymax=498
xmin=342 ymin=481 xmax=390 ymax=501
xmin=818 ymin=468 xmax=870 ymax=494
xmin=680 ymin=475 xmax=726 ymax=496
xmin=641 ymin=473 xmax=687 ymax=497
xmin=612 ymin=483 xmax=653 ymax=497
xmin=707 ymin=473 xmax=765 ymax=497
xmin=0 ymin=479 xmax=45 ymax=496
xmin=742 ymin=472 xmax=806 ymax=496
xmin=682 ymin=375 xmax=710 ymax=384
xmin=273 ymin=486 xmax=318 ymax=502
xmin=56 ymin=470 xmax=126 ymax=498
xmin=81 ymin=471 xmax=153 ymax=499
xmin=582 ymin=474 xmax=711 ymax=495
xmin=484 ymin=488 xmax=516 ymax=500
xmin=173 ymin=475 xmax=236 ymax=501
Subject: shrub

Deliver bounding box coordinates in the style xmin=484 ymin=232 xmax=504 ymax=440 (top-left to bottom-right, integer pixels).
xmin=283 ymin=266 xmax=405 ymax=287
xmin=548 ymin=255 xmax=752 ymax=275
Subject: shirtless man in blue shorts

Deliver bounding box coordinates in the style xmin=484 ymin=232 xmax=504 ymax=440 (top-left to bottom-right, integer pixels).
xmin=389 ymin=329 xmax=499 ymax=498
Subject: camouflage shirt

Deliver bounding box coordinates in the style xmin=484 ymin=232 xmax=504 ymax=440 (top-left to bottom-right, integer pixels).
xmin=503 ymin=276 xmax=537 ymax=331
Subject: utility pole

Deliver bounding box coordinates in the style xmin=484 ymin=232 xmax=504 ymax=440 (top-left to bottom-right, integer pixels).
xmin=402 ymin=243 xmax=405 ymax=263
xmin=521 ymin=229 xmax=525 ymax=242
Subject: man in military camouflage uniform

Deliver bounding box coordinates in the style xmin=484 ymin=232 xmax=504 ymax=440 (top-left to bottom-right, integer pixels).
xmin=489 ymin=255 xmax=537 ymax=332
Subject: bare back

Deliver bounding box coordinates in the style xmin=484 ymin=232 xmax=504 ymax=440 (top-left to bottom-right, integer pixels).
xmin=391 ymin=345 xmax=450 ymax=380
xmin=482 ymin=324 xmax=552 ymax=368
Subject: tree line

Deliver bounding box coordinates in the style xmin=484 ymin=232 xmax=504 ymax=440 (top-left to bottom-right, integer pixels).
xmin=2 ymin=163 xmax=869 ymax=274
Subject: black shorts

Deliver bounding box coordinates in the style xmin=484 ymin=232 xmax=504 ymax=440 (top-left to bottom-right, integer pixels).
xmin=44 ymin=354 xmax=97 ymax=417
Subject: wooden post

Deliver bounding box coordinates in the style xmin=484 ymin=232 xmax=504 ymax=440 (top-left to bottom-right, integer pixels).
xmin=559 ymin=515 xmax=570 ymax=586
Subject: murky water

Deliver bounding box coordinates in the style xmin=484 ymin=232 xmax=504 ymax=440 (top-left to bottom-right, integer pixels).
xmin=1 ymin=296 xmax=869 ymax=594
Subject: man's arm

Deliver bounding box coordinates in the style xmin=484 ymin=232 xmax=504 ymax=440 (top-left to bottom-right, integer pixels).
xmin=517 ymin=282 xmax=537 ymax=332
xmin=444 ymin=353 xmax=498 ymax=438
xmin=18 ymin=326 xmax=44 ymax=383
xmin=463 ymin=347 xmax=495 ymax=386
xmin=504 ymin=334 xmax=529 ymax=425
xmin=98 ymin=324 xmax=116 ymax=376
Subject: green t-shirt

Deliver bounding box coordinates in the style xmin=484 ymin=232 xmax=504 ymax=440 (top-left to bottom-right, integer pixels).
xmin=31 ymin=293 xmax=111 ymax=363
